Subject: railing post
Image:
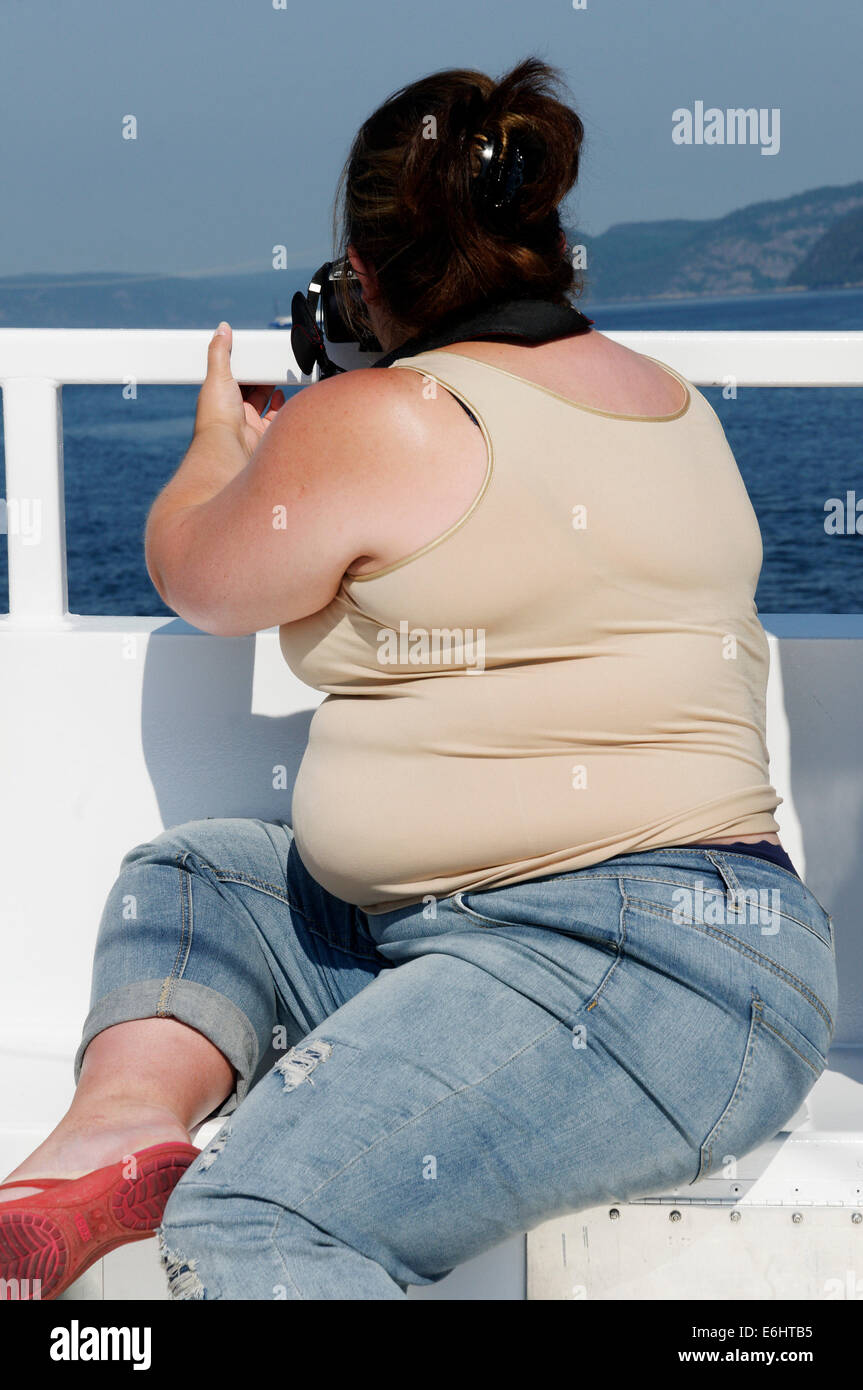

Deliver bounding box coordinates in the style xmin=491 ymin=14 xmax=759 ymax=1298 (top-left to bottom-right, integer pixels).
xmin=2 ymin=377 xmax=68 ymax=623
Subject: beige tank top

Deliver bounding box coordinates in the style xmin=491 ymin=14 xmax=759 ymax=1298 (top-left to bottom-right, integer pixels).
xmin=279 ymin=348 xmax=781 ymax=914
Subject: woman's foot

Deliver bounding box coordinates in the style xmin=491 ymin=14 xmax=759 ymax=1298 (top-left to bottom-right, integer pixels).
xmin=0 ymin=1139 xmax=201 ymax=1300
xmin=1 ymin=1100 xmax=192 ymax=1202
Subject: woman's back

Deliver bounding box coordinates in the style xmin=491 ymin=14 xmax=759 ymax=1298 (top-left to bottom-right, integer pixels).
xmin=345 ymin=331 xmax=692 ymax=581
xmin=280 ymin=343 xmax=781 ymax=914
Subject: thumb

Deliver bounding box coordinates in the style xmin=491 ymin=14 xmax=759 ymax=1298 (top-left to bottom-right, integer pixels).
xmin=207 ymin=321 xmax=233 ymax=378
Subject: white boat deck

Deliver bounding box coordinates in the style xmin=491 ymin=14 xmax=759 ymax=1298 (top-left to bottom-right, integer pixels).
xmin=2 ymin=327 xmax=862 ymax=1298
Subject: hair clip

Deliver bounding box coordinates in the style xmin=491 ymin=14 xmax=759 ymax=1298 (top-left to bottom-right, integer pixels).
xmin=471 ymin=132 xmax=528 ymax=218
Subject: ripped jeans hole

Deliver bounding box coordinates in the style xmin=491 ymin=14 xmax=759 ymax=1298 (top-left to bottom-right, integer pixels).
xmin=275 ymin=1038 xmax=334 ymax=1092
xmin=157 ymin=1229 xmax=206 ymax=1300
xmin=196 ymin=1116 xmax=234 ymax=1172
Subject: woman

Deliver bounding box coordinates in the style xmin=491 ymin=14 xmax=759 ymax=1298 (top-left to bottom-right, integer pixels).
xmin=1 ymin=57 xmax=837 ymax=1301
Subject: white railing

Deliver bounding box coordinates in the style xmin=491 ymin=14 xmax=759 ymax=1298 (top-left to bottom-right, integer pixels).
xmin=2 ymin=328 xmax=863 ymax=623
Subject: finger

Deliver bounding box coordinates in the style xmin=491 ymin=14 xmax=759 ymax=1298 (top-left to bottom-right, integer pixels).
xmin=206 ymin=322 xmax=233 ymax=379
xmin=268 ymin=389 xmax=286 ymax=413
xmin=241 ymin=384 xmax=271 ymax=413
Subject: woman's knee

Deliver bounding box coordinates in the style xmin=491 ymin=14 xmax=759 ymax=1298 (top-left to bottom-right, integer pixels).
xmin=157 ymin=1175 xmax=293 ymax=1300
xmin=118 ymin=816 xmax=295 ymax=884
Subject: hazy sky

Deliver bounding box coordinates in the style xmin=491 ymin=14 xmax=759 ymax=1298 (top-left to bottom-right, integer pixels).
xmin=1 ymin=0 xmax=859 ymax=276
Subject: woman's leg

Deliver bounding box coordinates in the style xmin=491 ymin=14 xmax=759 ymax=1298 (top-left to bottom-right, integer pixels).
xmin=3 ymin=1020 xmax=232 ymax=1189
xmin=2 ymin=817 xmax=387 ymax=1191
xmin=157 ymin=847 xmax=837 ymax=1299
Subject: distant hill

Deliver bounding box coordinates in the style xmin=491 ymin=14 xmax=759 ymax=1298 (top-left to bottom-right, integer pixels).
xmin=1 ymin=178 xmax=861 ymax=326
xmin=567 ymin=180 xmax=863 ymax=302
xmin=787 ymin=205 xmax=863 ymax=289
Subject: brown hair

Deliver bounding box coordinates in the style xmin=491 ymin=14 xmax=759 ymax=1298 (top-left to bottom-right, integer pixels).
xmin=332 ymin=56 xmax=585 ymax=342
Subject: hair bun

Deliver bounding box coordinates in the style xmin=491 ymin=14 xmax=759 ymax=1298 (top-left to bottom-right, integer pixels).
xmin=334 ymin=56 xmax=585 ymax=339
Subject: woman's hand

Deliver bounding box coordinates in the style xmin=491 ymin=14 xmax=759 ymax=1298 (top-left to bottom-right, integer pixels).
xmin=194 ymin=321 xmax=286 ymax=458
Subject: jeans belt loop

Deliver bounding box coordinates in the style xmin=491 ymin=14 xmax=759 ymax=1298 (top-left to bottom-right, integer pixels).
xmin=704 ymin=849 xmax=744 ymax=910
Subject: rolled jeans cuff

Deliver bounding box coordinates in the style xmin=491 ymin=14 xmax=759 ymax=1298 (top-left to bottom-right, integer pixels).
xmin=72 ymin=978 xmax=259 ymax=1118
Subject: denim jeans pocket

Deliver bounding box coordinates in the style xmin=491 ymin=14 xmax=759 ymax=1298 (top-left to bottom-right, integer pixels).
xmin=692 ymin=992 xmax=829 ymax=1185
xmin=451 ymin=872 xmax=624 ymax=951
xmin=621 ymin=855 xmax=837 ymax=1036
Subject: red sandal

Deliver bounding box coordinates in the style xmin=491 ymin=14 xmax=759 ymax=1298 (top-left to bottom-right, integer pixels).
xmin=0 ymin=1141 xmax=200 ymax=1300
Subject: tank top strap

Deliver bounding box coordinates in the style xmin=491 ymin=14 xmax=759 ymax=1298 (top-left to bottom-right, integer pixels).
xmin=387 ymin=349 xmax=523 ymax=435
xmin=388 ymin=348 xmax=510 ymax=397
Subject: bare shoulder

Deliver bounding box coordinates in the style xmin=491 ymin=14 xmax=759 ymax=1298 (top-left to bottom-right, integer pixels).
xmin=293 ymin=362 xmax=435 ymax=415
xmin=285 ymin=364 xmax=442 ymax=449
xmin=276 ymin=362 xmax=470 ymax=486
xmin=587 ymin=329 xmax=673 ymax=374
xmin=572 ymin=331 xmax=689 ymax=408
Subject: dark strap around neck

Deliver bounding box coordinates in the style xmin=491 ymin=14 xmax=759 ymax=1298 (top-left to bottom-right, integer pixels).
xmin=372 ymin=297 xmax=594 ymax=370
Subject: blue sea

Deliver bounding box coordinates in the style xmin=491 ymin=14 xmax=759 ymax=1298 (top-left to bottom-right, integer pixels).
xmin=1 ymin=286 xmax=861 ymax=615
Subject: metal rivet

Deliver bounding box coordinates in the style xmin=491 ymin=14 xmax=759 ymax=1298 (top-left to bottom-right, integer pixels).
xmin=730 ymin=1209 xmax=741 ymax=1223
xmin=669 ymin=1209 xmax=682 ymax=1222
xmin=852 ymin=1212 xmax=862 ymax=1225
xmin=608 ymin=1208 xmax=620 ymax=1221
xmin=792 ymin=1212 xmax=803 ymax=1224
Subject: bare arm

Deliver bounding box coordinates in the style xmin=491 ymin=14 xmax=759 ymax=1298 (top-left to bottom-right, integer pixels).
xmin=144 ymin=326 xmax=430 ymax=635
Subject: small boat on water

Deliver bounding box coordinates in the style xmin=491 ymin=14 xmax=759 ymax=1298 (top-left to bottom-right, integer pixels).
xmin=268 ymin=297 xmax=292 ymax=330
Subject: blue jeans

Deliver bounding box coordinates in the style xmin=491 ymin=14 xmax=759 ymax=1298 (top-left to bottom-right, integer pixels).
xmin=74 ymin=818 xmax=837 ymax=1300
